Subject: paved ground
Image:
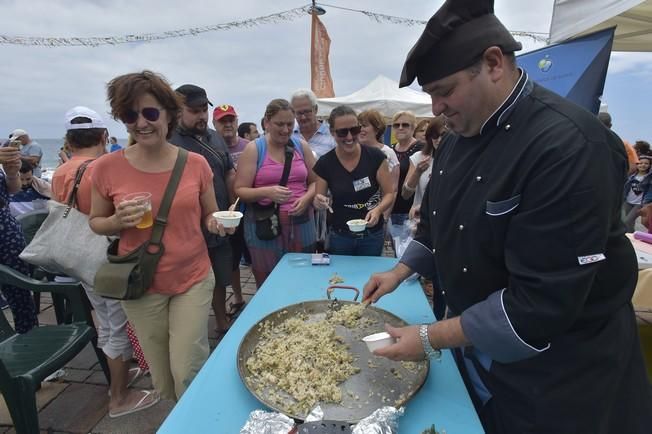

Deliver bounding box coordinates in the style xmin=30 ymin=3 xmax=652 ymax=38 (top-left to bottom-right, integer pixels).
xmin=0 ymin=243 xmax=423 ymax=434
xmin=0 ymin=265 xmax=259 ymax=434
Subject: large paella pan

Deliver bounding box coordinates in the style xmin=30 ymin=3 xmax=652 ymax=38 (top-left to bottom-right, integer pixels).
xmin=237 ymin=286 xmax=429 ymax=422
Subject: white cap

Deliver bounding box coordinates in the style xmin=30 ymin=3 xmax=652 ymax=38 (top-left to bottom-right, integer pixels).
xmin=10 ymin=128 xmax=28 ymax=139
xmin=65 ymin=106 xmax=107 ymax=131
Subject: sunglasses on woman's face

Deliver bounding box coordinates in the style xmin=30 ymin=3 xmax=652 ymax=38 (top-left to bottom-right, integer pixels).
xmin=122 ymin=107 xmax=162 ymax=124
xmin=334 ymin=126 xmax=362 ymax=138
xmin=392 ymin=122 xmax=411 ymax=129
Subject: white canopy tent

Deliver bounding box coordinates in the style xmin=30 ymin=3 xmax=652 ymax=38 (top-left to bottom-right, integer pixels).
xmin=549 ymin=0 xmax=652 ymax=51
xmin=316 ymin=75 xmax=433 ymax=119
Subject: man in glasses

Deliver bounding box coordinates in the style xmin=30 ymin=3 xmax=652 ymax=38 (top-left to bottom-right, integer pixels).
xmin=170 ymin=84 xmax=236 ymax=338
xmin=362 ymin=0 xmax=652 ymax=433
xmin=290 ymin=88 xmax=335 ymax=159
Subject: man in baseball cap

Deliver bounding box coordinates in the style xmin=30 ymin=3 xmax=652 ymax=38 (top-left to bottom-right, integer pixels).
xmin=169 ymin=85 xmax=236 ymax=337
xmin=9 ymin=128 xmax=43 ymax=178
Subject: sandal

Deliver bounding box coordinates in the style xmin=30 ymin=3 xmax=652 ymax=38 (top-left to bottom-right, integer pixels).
xmin=226 ymin=301 xmax=246 ymax=319
xmin=108 ymin=367 xmax=149 ymax=396
xmin=109 ymin=390 xmax=160 ymax=418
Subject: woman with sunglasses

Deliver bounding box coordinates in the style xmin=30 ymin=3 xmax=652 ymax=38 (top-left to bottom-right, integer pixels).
xmin=234 ymin=98 xmax=317 ymax=287
xmin=89 ymin=70 xmax=231 ymax=402
xmin=389 ymin=111 xmax=423 ymax=230
xmin=403 ymin=116 xmax=447 ymax=222
xmin=313 ymin=105 xmax=394 ymax=256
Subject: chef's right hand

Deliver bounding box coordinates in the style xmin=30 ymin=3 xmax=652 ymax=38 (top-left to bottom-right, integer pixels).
xmin=114 ymin=200 xmax=145 ymax=229
xmin=362 ymin=270 xmax=402 ymax=305
xmin=267 ymin=185 xmax=292 ymax=204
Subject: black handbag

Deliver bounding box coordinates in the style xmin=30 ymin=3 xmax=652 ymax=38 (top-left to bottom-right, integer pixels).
xmin=93 ymin=149 xmax=188 ymax=300
xmin=252 ymin=144 xmax=294 ymax=241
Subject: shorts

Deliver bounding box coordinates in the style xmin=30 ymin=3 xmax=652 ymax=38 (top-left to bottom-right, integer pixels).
xmin=208 ymin=243 xmax=232 ymax=288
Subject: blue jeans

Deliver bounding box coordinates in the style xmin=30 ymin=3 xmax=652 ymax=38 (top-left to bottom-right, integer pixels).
xmin=328 ymin=228 xmax=385 ymax=256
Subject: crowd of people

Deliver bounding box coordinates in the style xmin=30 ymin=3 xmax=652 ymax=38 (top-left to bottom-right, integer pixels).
xmin=0 ymin=69 xmax=449 ymax=418
xmin=1 ymin=0 xmax=651 ymax=430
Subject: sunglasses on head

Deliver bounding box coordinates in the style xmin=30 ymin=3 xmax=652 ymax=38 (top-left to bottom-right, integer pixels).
xmin=392 ymin=122 xmax=412 ymax=129
xmin=122 ymin=107 xmax=162 ymax=124
xmin=334 ymin=126 xmax=362 ymax=138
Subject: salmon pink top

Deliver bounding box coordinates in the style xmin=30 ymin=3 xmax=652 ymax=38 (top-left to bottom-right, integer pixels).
xmin=92 ymin=149 xmax=213 ymax=295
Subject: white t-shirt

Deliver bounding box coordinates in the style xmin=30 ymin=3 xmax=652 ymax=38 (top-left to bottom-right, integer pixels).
xmin=409 ymin=151 xmax=433 ymax=208
xmin=627 ymin=174 xmax=646 ymax=204
xmin=380 ymin=145 xmax=399 ymax=172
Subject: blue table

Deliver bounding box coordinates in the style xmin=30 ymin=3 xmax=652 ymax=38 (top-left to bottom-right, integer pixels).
xmin=159 ymin=254 xmax=484 ymax=433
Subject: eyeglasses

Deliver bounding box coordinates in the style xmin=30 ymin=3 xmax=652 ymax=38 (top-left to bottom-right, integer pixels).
xmin=295 ymin=109 xmax=314 ymax=118
xmin=122 ymin=107 xmax=162 ymax=124
xmin=392 ymin=122 xmax=412 ymax=129
xmin=334 ymin=126 xmax=362 ymax=138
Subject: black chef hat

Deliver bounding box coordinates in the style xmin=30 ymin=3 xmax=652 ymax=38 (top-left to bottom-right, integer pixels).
xmin=399 ymin=0 xmax=522 ymax=87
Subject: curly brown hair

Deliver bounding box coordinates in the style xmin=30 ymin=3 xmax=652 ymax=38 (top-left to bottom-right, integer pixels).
xmin=107 ymin=70 xmax=182 ymax=139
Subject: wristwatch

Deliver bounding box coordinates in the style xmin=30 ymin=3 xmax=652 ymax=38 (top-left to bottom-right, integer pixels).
xmin=419 ymin=324 xmax=441 ymax=360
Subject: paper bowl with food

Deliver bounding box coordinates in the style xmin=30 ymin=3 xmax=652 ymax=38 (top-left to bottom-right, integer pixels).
xmin=213 ymin=210 xmax=243 ymax=228
xmin=346 ymin=219 xmax=368 ymax=232
xmin=362 ymin=331 xmax=396 ymax=352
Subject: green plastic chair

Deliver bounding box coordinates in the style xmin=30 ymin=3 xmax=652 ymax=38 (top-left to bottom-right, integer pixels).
xmin=0 ymin=264 xmax=108 ymax=434
xmin=16 ymin=209 xmax=50 ymax=313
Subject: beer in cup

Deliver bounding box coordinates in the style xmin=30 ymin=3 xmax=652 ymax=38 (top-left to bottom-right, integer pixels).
xmin=123 ymin=192 xmax=153 ymax=229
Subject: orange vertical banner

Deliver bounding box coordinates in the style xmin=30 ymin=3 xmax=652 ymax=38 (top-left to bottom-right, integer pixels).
xmin=311 ymin=13 xmax=335 ymax=98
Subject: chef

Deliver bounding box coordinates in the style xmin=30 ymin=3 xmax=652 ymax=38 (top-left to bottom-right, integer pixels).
xmin=362 ymin=0 xmax=652 ymax=432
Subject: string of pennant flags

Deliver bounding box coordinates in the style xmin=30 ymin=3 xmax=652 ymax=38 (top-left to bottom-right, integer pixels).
xmin=0 ymin=3 xmax=549 ymax=47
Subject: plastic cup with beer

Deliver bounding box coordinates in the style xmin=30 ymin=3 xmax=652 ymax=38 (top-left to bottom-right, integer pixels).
xmin=123 ymin=192 xmax=153 ymax=229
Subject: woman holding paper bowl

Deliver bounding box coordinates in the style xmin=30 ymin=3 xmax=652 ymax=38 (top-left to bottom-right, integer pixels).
xmin=89 ymin=70 xmax=233 ymax=402
xmin=313 ymin=105 xmax=394 ymax=256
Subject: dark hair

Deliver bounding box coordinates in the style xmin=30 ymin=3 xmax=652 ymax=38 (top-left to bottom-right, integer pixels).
xmin=422 ymin=116 xmax=447 ymax=156
xmin=635 ymin=141 xmax=651 ymax=156
xmin=107 ymin=70 xmax=182 ymax=139
xmin=414 ymin=119 xmax=430 ymax=136
xmin=328 ymin=105 xmax=357 ymax=130
xmin=238 ymin=122 xmax=256 ymax=138
xmin=260 ymin=117 xmax=266 ymax=132
xmin=468 ymin=50 xmax=517 ymax=76
xmin=358 ymin=109 xmax=386 ymax=142
xmin=19 ymin=160 xmax=33 ymax=173
xmin=65 ymin=116 xmax=107 ymax=148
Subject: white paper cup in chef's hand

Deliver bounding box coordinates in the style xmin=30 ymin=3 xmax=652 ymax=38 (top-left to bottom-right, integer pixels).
xmin=362 ymin=332 xmax=396 ymax=352
xmin=347 ymin=219 xmax=367 ymax=232
xmin=212 ymin=210 xmax=243 ymax=228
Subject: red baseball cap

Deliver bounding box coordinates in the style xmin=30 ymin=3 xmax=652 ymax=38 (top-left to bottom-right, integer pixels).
xmin=213 ymin=104 xmax=238 ymax=120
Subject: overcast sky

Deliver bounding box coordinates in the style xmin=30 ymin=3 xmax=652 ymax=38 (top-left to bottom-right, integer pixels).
xmin=1 ymin=0 xmax=650 ymax=143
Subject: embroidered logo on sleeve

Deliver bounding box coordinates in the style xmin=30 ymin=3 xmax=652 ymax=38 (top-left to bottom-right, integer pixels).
xmin=577 ymin=254 xmax=606 ymax=265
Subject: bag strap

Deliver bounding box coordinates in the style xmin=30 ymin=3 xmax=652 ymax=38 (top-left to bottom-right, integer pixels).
xmin=279 ymin=142 xmax=295 ymax=187
xmin=66 ymin=159 xmax=94 ymax=209
xmin=149 ymin=148 xmax=188 ymax=245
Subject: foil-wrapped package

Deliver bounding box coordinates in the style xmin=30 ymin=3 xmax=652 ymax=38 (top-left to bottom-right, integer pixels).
xmin=239 ymin=409 xmax=295 ymax=434
xmin=352 ymin=407 xmax=404 ymax=434
xmin=304 ymin=406 xmax=324 ymax=422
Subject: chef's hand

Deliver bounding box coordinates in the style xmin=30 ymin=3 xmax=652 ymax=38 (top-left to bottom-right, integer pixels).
xmin=362 ymin=269 xmax=402 ymax=304
xmin=373 ymin=324 xmax=425 ymax=361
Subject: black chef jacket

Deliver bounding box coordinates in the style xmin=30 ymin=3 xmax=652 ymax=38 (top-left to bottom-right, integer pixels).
xmin=401 ymin=70 xmax=652 ymax=433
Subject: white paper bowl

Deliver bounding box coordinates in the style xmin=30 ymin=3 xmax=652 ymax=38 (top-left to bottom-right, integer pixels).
xmin=362 ymin=332 xmax=396 ymax=352
xmin=346 ymin=219 xmax=368 ymax=232
xmin=213 ymin=211 xmax=243 ymax=228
